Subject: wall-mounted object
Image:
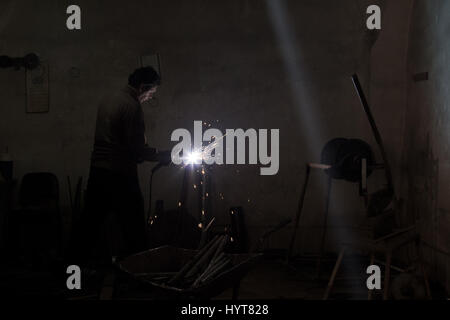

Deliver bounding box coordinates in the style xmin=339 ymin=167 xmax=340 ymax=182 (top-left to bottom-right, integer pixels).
xmin=140 ymin=53 xmax=161 ymax=81
xmin=0 ymin=147 xmax=13 ymax=181
xmin=26 ymin=61 xmax=49 ymax=113
xmin=0 ymin=53 xmax=40 ymax=70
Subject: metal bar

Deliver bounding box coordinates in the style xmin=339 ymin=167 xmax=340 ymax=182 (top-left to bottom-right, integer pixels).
xmin=323 ymin=247 xmax=346 ymax=300
xmin=351 ymin=74 xmax=394 ymax=191
xmin=308 ymin=163 xmax=332 ymax=170
xmin=373 ymin=258 xmax=405 ymax=273
xmin=287 ymin=164 xmax=311 ymax=263
xmin=168 ymin=235 xmax=219 ymax=286
xmin=373 ymin=225 xmax=415 ymax=244
xmin=316 ymin=176 xmax=333 ymax=277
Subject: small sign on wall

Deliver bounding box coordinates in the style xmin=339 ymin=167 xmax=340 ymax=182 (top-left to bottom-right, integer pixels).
xmin=26 ymin=61 xmax=49 ymax=113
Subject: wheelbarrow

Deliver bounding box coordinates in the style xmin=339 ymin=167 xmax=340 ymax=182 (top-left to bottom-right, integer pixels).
xmin=114 ymin=245 xmax=262 ymax=299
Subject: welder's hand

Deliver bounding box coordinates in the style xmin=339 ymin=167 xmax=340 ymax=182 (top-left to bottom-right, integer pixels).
xmin=157 ymin=150 xmax=172 ymax=166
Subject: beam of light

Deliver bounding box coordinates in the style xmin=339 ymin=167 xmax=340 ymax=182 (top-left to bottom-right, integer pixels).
xmin=264 ymin=1 xmax=358 ymax=291
xmin=264 ymin=0 xmax=324 ymax=155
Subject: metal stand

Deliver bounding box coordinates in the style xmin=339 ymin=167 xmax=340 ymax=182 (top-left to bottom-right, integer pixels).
xmin=316 ymin=176 xmax=332 ymax=277
xmin=286 ymin=163 xmax=332 ymax=266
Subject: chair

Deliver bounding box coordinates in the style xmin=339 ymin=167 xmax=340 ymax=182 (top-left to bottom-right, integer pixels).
xmin=8 ymin=172 xmax=62 ymax=267
xmin=323 ymin=224 xmax=431 ymax=300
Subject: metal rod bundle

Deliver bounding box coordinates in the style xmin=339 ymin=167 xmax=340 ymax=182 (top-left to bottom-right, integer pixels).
xmin=167 ymin=235 xmax=231 ymax=288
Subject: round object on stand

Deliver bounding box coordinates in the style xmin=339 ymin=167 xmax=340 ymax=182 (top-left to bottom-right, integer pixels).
xmin=320 ymin=138 xmax=375 ymax=182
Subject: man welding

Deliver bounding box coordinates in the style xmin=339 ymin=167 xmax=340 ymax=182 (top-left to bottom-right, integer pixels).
xmin=70 ymin=66 xmax=170 ymax=270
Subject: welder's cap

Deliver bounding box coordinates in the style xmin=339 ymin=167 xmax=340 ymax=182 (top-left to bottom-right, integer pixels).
xmin=128 ymin=66 xmax=161 ymax=89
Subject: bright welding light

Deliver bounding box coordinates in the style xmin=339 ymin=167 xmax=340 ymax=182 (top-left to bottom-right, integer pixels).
xmin=185 ymin=150 xmax=203 ymax=165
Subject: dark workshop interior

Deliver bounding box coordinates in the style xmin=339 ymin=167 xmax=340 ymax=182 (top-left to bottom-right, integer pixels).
xmin=0 ymin=0 xmax=450 ymax=302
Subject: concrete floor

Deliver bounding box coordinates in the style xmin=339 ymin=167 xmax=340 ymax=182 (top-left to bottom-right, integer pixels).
xmin=0 ymin=255 xmax=376 ymax=300
xmin=215 ymin=257 xmax=371 ymax=300
xmin=216 ymin=259 xmax=328 ymax=300
xmin=3 ymin=254 xmax=445 ymax=300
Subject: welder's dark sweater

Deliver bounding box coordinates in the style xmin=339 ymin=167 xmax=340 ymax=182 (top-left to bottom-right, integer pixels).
xmin=90 ymin=85 xmax=156 ymax=176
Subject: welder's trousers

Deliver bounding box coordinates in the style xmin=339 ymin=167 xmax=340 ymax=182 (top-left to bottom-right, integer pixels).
xmin=69 ymin=166 xmax=146 ymax=266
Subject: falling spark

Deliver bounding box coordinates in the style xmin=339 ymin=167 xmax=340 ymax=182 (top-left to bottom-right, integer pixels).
xmin=193 ymin=184 xmax=197 ymax=189
xmin=206 ymin=192 xmax=209 ymax=197
xmin=198 ymin=223 xmax=203 ymax=229
xmin=230 ymin=237 xmax=234 ymax=242
xmin=201 ymin=209 xmax=205 ymax=215
xmin=178 ymin=201 xmax=182 ymax=207
xmin=231 ymin=210 xmax=234 ymax=215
